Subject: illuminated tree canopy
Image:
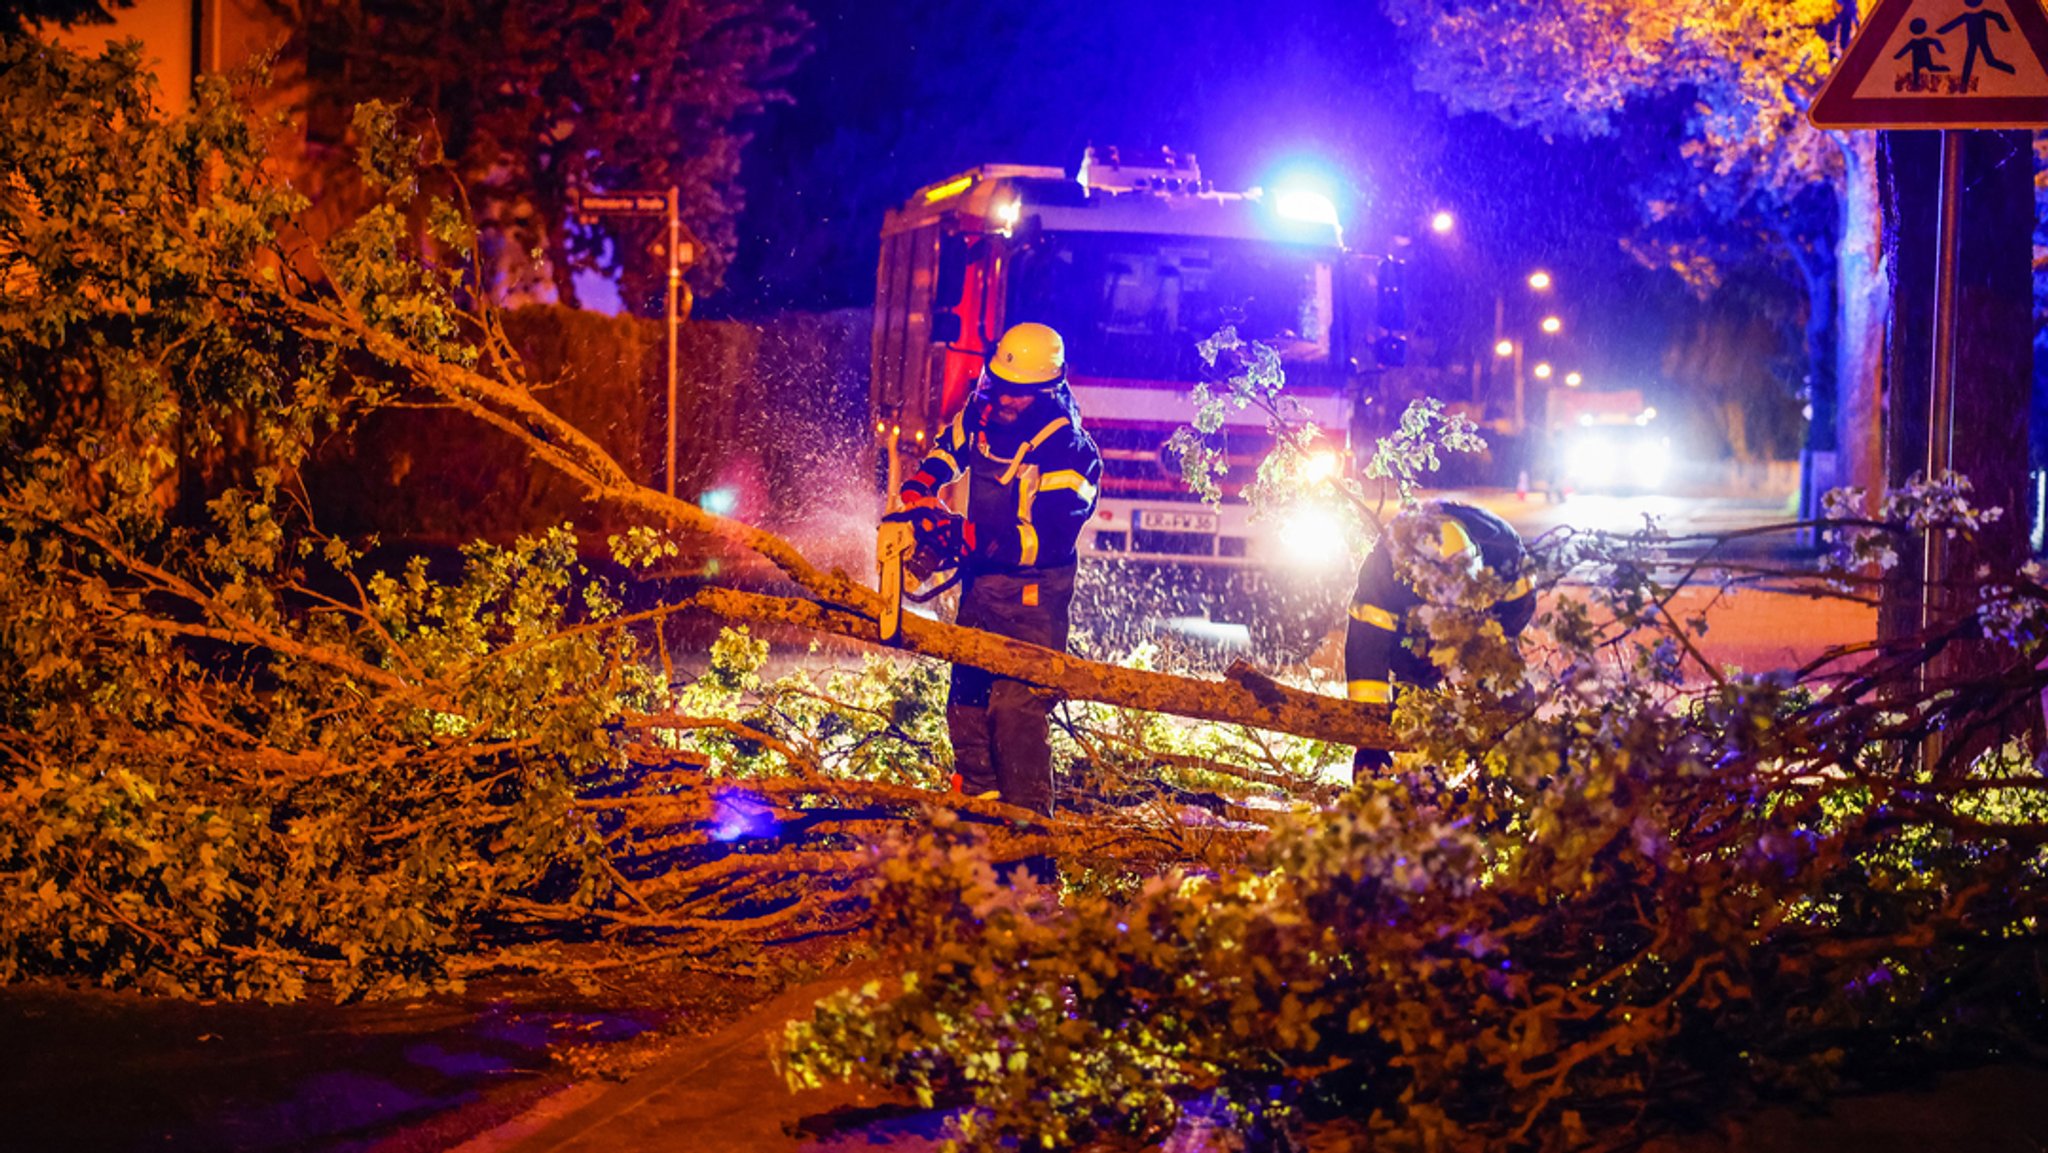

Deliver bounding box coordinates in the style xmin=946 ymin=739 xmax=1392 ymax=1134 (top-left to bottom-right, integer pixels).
xmin=1384 ymin=0 xmax=1849 ymax=289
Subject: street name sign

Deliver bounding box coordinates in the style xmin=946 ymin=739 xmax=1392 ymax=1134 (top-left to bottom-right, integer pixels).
xmin=576 ymin=190 xmax=668 ymax=216
xmin=1810 ymin=0 xmax=2048 ymax=127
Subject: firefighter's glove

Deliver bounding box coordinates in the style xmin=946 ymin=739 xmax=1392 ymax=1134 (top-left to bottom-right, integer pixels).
xmin=894 ymin=490 xmax=944 ymax=513
xmin=884 ymin=507 xmax=966 ymax=579
xmin=882 ymin=499 xmax=949 ymax=527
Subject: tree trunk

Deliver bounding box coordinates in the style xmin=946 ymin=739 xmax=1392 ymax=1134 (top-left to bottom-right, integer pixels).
xmin=1878 ymin=129 xmax=2034 ymax=656
xmin=692 ymin=587 xmax=1394 ymax=748
xmin=1836 ymin=133 xmax=1887 ymax=506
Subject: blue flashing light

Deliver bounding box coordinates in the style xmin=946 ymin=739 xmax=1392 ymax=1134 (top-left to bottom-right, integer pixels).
xmin=1265 ymin=163 xmax=1345 ymax=238
xmin=1275 ymin=187 xmax=1340 ymax=230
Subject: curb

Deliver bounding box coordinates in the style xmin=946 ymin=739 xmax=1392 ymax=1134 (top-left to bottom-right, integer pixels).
xmin=455 ymin=967 xmax=942 ymax=1153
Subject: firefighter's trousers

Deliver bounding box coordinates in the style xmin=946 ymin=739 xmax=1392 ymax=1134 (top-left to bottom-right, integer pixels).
xmin=947 ymin=564 xmax=1075 ymax=816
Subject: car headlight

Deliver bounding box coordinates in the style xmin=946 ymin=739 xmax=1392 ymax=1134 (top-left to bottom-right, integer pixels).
xmin=1565 ymin=435 xmax=1616 ymax=487
xmin=1627 ymin=437 xmax=1670 ymax=489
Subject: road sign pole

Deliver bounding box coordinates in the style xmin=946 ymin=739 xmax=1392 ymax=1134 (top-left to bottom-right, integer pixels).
xmin=576 ymin=183 xmax=688 ymax=495
xmin=1918 ymin=130 xmax=1965 ymax=770
xmin=665 ymin=185 xmax=680 ymax=499
xmin=1922 ymin=131 xmax=1964 ymax=641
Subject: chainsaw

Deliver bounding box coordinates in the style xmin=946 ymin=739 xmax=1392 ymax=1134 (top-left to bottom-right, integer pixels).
xmin=876 ymin=427 xmax=965 ymax=643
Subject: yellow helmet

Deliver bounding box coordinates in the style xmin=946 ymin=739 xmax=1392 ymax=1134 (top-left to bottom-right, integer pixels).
xmin=985 ymin=322 xmax=1066 ymax=388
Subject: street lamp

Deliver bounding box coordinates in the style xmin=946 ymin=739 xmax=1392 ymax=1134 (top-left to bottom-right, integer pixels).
xmin=1430 ymin=210 xmax=1456 ymax=234
xmin=1492 ymin=270 xmax=1563 ymax=434
xmin=1565 ymin=371 xmax=1583 ymax=387
xmin=1495 ymin=338 xmax=1525 ymax=433
xmin=1533 ymin=362 xmax=1553 ymax=380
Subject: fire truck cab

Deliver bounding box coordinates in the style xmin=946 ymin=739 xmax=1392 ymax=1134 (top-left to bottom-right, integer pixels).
xmin=870 ymin=147 xmax=1396 ymax=652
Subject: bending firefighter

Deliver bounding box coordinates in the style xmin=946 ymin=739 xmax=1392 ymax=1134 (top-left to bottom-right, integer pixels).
xmin=1347 ymin=501 xmax=1534 ymax=778
xmin=895 ymin=323 xmax=1104 ymax=816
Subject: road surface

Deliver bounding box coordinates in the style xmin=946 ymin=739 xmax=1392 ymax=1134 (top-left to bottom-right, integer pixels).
xmin=1453 ymin=486 xmax=1873 ymax=678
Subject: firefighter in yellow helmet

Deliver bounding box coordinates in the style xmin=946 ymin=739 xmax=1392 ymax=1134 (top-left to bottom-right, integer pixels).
xmin=896 ymin=323 xmax=1104 ymax=833
xmin=1348 ymin=501 xmax=1534 ymax=778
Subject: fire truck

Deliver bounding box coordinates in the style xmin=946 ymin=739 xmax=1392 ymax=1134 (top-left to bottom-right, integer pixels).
xmin=869 ymin=147 xmax=1402 ymax=654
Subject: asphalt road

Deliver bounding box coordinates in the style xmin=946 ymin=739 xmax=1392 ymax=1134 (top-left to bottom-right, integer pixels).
xmin=1451 ymin=487 xmax=1813 ymax=564
xmin=1446 ymin=485 xmax=1873 ymax=678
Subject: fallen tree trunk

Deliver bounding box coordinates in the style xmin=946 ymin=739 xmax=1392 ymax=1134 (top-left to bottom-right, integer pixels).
xmin=691 ymin=586 xmax=1393 ymax=749
xmin=303 ymin=301 xmax=1391 ymax=751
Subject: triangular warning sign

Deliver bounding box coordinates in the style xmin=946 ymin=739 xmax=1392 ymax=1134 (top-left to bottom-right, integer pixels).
xmin=1810 ymin=0 xmax=2048 ymax=127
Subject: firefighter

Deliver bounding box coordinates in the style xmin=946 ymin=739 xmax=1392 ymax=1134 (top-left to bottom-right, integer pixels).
xmin=896 ymin=322 xmax=1104 ymax=819
xmin=1348 ymin=501 xmax=1533 ymax=778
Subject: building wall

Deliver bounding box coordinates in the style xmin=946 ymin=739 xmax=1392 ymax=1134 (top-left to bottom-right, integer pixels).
xmin=47 ymin=0 xmax=293 ymax=116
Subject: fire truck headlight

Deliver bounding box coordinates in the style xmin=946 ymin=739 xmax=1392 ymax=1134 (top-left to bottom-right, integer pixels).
xmin=1301 ymin=449 xmax=1340 ymax=483
xmin=1277 ymin=504 xmax=1349 ymax=568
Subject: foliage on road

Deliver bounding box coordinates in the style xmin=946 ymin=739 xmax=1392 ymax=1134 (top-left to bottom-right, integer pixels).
xmin=780 ymin=498 xmax=2048 ymax=1150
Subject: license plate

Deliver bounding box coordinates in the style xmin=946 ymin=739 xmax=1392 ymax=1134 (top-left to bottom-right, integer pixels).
xmin=1137 ymin=508 xmax=1218 ymax=534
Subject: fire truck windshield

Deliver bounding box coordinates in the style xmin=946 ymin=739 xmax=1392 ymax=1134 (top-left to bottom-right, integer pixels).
xmin=1008 ymin=233 xmax=1338 ymax=387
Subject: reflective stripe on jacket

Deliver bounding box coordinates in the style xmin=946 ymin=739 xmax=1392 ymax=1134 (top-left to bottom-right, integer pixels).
xmin=1345 ymin=502 xmax=1533 ymax=702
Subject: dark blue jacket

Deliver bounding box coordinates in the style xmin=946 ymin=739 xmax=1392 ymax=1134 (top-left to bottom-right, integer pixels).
xmin=900 ymin=384 xmax=1103 ymax=575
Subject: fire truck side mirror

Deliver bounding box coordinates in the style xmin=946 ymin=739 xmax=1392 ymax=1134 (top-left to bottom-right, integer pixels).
xmin=930 ymin=233 xmax=971 ymax=345
xmin=1340 ymin=255 xmax=1378 ymax=370
xmin=1360 ymin=255 xmax=1408 ymax=369
xmin=1375 ymin=256 xmax=1407 ymax=332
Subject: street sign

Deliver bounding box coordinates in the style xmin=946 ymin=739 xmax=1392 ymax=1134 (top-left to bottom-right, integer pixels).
xmin=574 ymin=183 xmax=693 ymax=497
xmin=576 ymin=190 xmax=668 ymax=216
xmin=1809 ymin=0 xmax=2048 ymax=128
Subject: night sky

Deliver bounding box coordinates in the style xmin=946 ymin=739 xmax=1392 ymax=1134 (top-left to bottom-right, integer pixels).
xmin=714 ymin=0 xmax=1746 ymax=417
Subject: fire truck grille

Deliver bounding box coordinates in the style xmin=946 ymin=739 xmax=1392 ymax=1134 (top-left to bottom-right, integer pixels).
xmin=1132 ymin=527 xmax=1216 ymax=557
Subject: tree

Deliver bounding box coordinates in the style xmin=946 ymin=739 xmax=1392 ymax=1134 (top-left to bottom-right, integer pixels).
xmin=289 ymin=0 xmax=809 ymax=306
xmin=1 ymin=0 xmax=128 ymax=37
xmin=1381 ymin=0 xmax=1888 ymax=503
xmin=12 ymin=47 xmax=2048 ymax=1153
xmin=0 ymin=39 xmax=1389 ymax=999
xmin=1660 ymin=270 xmax=1810 ymax=463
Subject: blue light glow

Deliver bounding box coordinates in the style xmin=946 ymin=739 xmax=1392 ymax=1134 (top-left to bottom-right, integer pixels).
xmin=1266 ymin=164 xmax=1344 ymax=236
xmin=709 ymin=788 xmax=778 ymax=842
xmin=698 ymin=486 xmax=740 ymax=516
xmin=1274 ymin=187 xmax=1340 ymax=229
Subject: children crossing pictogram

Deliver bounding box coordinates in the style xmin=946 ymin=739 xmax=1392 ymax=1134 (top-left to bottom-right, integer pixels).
xmin=1893 ymin=18 xmax=1951 ymax=86
xmin=1810 ymin=0 xmax=2048 ymax=127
